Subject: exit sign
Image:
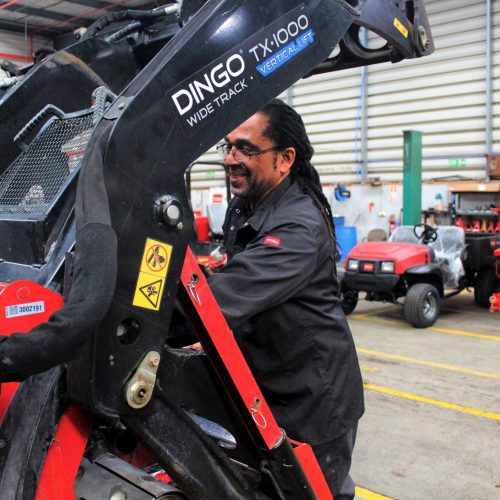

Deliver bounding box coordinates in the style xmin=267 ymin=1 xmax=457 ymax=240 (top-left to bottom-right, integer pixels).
xmin=448 ymin=158 xmax=467 ymax=167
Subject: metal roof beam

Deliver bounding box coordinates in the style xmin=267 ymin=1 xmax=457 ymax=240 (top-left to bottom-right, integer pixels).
xmin=2 ymin=5 xmax=94 ymax=30
xmin=64 ymin=1 xmax=157 ymax=11
xmin=3 ymin=5 xmax=71 ymax=22
xmin=64 ymin=0 xmax=121 ymax=9
xmin=0 ymin=20 xmax=56 ymax=36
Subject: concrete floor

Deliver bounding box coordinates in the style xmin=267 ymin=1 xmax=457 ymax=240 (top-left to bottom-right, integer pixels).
xmin=348 ymin=291 xmax=500 ymax=500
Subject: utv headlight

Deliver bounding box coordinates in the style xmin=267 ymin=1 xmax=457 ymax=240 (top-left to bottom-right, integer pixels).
xmin=380 ymin=261 xmax=395 ymax=273
xmin=347 ymin=259 xmax=359 ymax=271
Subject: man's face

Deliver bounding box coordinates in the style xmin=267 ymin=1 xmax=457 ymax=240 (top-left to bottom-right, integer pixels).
xmin=223 ymin=113 xmax=295 ymax=206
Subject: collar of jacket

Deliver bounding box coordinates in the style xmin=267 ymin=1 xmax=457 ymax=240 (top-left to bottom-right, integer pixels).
xmin=232 ymin=175 xmax=293 ymax=233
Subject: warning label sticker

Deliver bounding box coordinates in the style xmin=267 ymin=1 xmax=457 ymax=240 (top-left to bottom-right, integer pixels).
xmin=393 ymin=18 xmax=408 ymax=38
xmin=143 ymin=242 xmax=170 ymax=276
xmin=133 ymin=238 xmax=172 ymax=311
xmin=134 ymin=275 xmax=164 ymax=310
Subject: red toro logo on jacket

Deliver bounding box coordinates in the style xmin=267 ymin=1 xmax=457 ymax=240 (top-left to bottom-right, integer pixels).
xmin=263 ymin=236 xmax=281 ymax=247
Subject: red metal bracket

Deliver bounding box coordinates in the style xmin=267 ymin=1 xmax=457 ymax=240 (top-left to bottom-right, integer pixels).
xmin=180 ymin=246 xmax=282 ymax=449
xmin=180 ymin=247 xmax=332 ymax=499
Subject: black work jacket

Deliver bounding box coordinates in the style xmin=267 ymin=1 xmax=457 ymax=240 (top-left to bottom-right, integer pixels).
xmin=208 ymin=176 xmax=364 ymax=445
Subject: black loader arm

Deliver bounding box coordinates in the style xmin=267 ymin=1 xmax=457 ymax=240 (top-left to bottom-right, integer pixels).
xmin=0 ymin=0 xmax=434 ymax=385
xmin=0 ymin=1 xmax=434 ymax=498
xmin=312 ymin=0 xmax=434 ymax=74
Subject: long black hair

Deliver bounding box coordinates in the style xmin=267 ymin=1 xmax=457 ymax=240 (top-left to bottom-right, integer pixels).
xmin=260 ymin=99 xmax=338 ymax=257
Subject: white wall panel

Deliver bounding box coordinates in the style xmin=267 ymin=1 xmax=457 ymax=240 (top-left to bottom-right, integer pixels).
xmin=275 ymin=0 xmax=495 ymax=184
xmin=0 ymin=30 xmax=52 ymax=67
xmin=493 ymin=0 xmax=500 ymax=154
xmin=1 ymin=2 xmax=496 ymax=190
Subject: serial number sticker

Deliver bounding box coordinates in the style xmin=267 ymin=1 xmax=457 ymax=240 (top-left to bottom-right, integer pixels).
xmin=133 ymin=238 xmax=172 ymax=311
xmin=5 ymin=301 xmax=45 ymax=318
xmin=394 ymin=18 xmax=409 ymax=38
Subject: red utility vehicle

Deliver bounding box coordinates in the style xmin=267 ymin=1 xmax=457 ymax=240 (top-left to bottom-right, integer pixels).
xmin=490 ymin=248 xmax=500 ymax=312
xmin=340 ymin=224 xmax=500 ymax=328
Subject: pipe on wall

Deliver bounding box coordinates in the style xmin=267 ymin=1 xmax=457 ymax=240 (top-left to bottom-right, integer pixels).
xmin=355 ymin=27 xmax=368 ymax=181
xmin=486 ymin=0 xmax=493 ymax=178
xmin=0 ymin=51 xmax=32 ymax=62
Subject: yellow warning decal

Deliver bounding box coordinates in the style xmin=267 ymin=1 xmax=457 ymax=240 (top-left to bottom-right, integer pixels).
xmin=394 ymin=18 xmax=408 ymax=38
xmin=133 ymin=238 xmax=172 ymax=311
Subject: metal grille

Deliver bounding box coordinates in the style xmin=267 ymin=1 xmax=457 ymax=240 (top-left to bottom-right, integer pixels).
xmin=0 ymin=113 xmax=94 ymax=216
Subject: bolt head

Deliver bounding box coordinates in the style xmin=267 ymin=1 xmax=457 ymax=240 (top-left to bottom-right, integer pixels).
xmin=418 ymin=25 xmax=429 ymax=49
xmin=109 ymin=492 xmax=127 ymax=500
xmin=166 ymin=204 xmax=180 ymax=221
xmin=149 ymin=355 xmax=160 ymax=367
xmin=130 ymin=381 xmax=150 ymax=405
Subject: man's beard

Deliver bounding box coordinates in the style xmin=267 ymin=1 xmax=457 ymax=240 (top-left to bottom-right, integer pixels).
xmin=226 ymin=164 xmax=273 ymax=203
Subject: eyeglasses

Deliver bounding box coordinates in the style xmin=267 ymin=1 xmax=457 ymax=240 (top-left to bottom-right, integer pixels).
xmin=216 ymin=144 xmax=278 ymax=162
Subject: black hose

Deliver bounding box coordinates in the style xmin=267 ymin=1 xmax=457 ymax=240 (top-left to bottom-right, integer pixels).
xmin=82 ymin=7 xmax=176 ymax=40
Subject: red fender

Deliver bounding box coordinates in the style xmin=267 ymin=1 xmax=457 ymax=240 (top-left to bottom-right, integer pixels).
xmin=35 ymin=405 xmax=94 ymax=500
xmin=0 ymin=280 xmax=63 ymax=423
xmin=0 ymin=280 xmax=93 ymax=498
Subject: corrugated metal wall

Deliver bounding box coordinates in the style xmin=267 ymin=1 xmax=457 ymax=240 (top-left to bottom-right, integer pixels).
xmin=0 ymin=30 xmax=51 ymax=67
xmin=1 ymin=2 xmax=497 ymax=190
xmin=297 ymin=0 xmax=497 ymax=183
xmin=193 ymin=0 xmax=499 ymax=190
xmin=492 ymin=0 xmax=500 ymax=159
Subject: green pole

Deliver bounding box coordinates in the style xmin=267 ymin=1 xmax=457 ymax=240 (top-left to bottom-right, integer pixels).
xmin=403 ymin=130 xmax=423 ymax=225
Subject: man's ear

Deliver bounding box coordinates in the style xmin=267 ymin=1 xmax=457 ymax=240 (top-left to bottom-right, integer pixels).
xmin=280 ymin=147 xmax=296 ymax=175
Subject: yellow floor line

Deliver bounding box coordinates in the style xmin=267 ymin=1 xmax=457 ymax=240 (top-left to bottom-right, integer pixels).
xmin=359 ymin=363 xmax=380 ymax=373
xmin=350 ymin=314 xmax=500 ymax=341
xmin=358 ymin=348 xmax=500 ymax=379
xmin=364 ymin=383 xmax=500 ymax=421
xmin=350 ymin=314 xmax=400 ymax=327
xmin=429 ymin=326 xmax=500 ymax=341
xmin=355 ymin=486 xmax=393 ymax=499
xmin=350 ymin=313 xmax=381 ymax=320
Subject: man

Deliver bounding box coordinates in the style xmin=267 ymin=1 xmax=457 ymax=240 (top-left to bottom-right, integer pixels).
xmin=207 ymin=99 xmax=364 ymax=499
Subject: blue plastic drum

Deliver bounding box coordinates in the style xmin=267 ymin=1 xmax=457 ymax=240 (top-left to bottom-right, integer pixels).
xmin=333 ymin=216 xmax=345 ymax=227
xmin=335 ymin=226 xmax=357 ymax=261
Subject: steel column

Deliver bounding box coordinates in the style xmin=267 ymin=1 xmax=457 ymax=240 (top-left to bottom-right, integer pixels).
xmin=403 ymin=130 xmax=423 ymax=225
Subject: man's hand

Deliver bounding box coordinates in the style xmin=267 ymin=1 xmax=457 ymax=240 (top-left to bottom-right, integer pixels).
xmin=182 ymin=342 xmax=203 ymax=351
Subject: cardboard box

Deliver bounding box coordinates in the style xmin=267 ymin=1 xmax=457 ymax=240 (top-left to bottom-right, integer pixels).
xmin=488 ymin=154 xmax=500 ymax=179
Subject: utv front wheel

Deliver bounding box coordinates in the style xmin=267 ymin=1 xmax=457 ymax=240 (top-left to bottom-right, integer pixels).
xmin=404 ymin=283 xmax=440 ymax=328
xmin=474 ymin=269 xmax=496 ymax=308
xmin=340 ymin=282 xmax=358 ymax=315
